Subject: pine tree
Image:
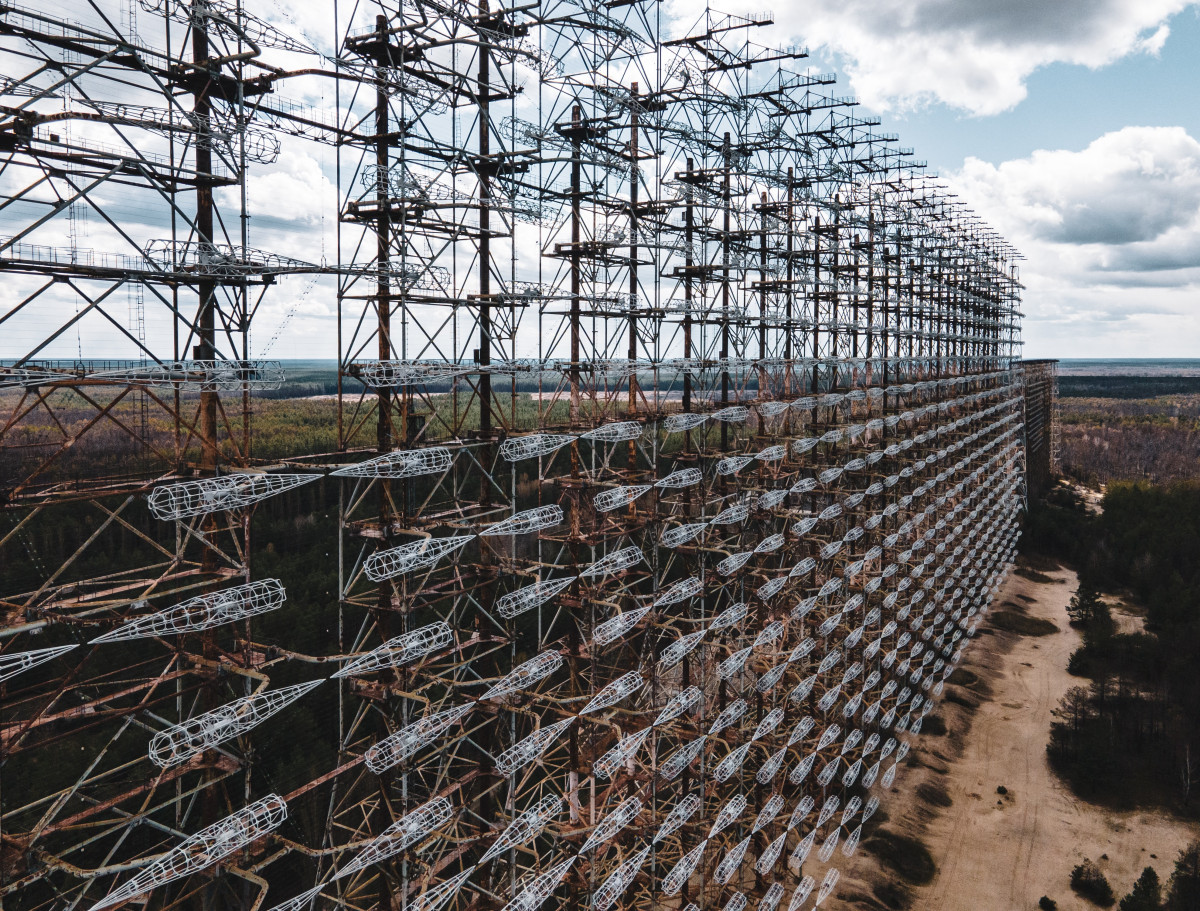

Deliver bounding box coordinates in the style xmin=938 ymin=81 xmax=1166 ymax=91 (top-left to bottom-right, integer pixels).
xmin=1121 ymin=866 xmax=1162 ymax=911
xmin=1168 ymin=842 xmax=1200 ymax=910
xmin=1072 ymin=859 xmax=1117 ymax=907
xmin=1068 ymin=577 xmax=1104 ymax=625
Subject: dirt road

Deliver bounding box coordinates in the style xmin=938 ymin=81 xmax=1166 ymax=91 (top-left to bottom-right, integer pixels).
xmin=837 ymin=564 xmax=1198 ymax=910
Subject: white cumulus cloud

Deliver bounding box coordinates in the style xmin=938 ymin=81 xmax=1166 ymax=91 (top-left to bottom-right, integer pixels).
xmin=666 ymin=0 xmax=1193 ymax=115
xmin=216 ymin=144 xmax=339 ymax=270
xmin=947 ymin=126 xmax=1200 ymax=356
xmin=232 ymin=149 xmax=337 ymax=228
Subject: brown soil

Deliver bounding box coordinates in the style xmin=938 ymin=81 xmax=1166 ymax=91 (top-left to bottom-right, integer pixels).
xmin=834 ymin=564 xmax=1198 ymax=910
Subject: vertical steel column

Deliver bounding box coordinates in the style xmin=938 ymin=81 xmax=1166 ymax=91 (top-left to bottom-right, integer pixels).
xmin=720 ymin=133 xmax=731 ymax=449
xmin=478 ymin=2 xmax=493 ymax=452
xmin=570 ymin=104 xmax=582 ymax=426
xmin=683 ymin=157 xmax=694 ymax=415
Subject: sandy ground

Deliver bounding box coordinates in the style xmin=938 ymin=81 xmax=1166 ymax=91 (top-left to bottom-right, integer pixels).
xmin=1107 ymin=596 xmax=1148 ymax=636
xmin=1074 ymin=484 xmax=1105 ymax=515
xmin=835 ymin=563 xmax=1199 ymax=910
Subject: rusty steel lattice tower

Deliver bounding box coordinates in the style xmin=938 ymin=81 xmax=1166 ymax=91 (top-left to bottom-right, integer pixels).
xmin=2 ymin=1 xmax=1026 ymax=911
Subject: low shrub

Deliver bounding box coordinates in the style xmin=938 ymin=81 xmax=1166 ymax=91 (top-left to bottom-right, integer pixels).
xmin=916 ymin=782 xmax=953 ymax=808
xmin=989 ymin=610 xmax=1059 ymax=636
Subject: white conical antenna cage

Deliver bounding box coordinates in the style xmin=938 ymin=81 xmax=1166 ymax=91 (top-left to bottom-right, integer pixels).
xmin=364 ymin=536 xmax=475 ymax=580
xmin=333 ymin=621 xmax=453 ymax=678
xmin=479 ymin=795 xmax=563 ymax=864
xmin=580 ymin=796 xmax=641 ymax=853
xmin=0 ymin=644 xmax=76 ymax=683
xmin=332 ymin=447 xmax=453 ymax=478
xmin=334 ymin=797 xmax=453 ymax=880
xmin=92 ymin=580 xmax=286 ymax=643
xmin=150 ymin=680 xmax=322 ymax=767
xmin=90 ymin=795 xmax=288 ymax=909
xmin=148 ymin=473 xmax=317 ymax=519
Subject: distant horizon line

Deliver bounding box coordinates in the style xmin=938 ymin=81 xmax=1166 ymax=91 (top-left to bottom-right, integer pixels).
xmin=8 ymin=356 xmax=1199 ymax=365
xmin=261 ymin=357 xmax=1200 ymax=365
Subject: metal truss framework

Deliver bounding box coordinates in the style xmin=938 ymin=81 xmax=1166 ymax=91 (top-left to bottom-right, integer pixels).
xmin=1018 ymin=360 xmax=1058 ymax=501
xmin=0 ymin=3 xmax=1036 ymax=911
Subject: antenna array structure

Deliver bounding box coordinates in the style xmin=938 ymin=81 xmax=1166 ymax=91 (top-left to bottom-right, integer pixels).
xmin=1016 ymin=360 xmax=1058 ymax=500
xmin=1 ymin=2 xmax=1027 ymax=911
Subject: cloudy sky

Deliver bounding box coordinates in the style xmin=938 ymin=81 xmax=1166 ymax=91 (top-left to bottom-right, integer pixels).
xmin=7 ymin=0 xmax=1197 ymax=362
xmin=729 ymin=0 xmax=1200 ymax=359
